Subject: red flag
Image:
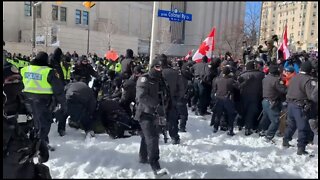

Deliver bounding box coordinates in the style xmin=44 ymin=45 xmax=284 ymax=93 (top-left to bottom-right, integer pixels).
xmin=184 ymin=49 xmax=194 ymax=61
xmin=278 ymin=25 xmax=290 ymax=61
xmin=192 ymin=27 xmax=215 ymax=63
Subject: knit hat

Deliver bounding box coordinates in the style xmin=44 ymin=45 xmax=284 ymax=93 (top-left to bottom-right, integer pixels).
xmin=222 ymin=66 xmax=231 ymax=75
xmin=300 ymin=61 xmax=312 ymax=74
xmin=245 ymin=61 xmax=255 ymax=70
xmin=31 ymin=51 xmax=49 ymax=66
xmin=269 ymin=64 xmax=279 ymax=74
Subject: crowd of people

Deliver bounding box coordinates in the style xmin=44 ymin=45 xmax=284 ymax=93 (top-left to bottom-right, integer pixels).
xmin=2 ymin=36 xmax=318 ymax=177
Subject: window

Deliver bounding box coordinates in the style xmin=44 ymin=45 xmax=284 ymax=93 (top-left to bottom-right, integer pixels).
xmin=312 ymin=21 xmax=315 ymax=25
xmin=52 ymin=5 xmax=58 ymax=20
xmin=273 ymin=14 xmax=275 ymax=18
xmin=83 ymin=11 xmax=89 ymax=25
xmin=291 ymin=25 xmax=293 ymax=29
xmin=36 ymin=4 xmax=41 ymax=18
xmin=272 ymin=21 xmax=275 ymax=25
xmin=60 ymin=7 xmax=67 ymax=21
xmin=304 ymin=4 xmax=306 ymax=9
xmin=75 ymin=10 xmax=81 ymax=24
xmin=24 ymin=2 xmax=32 ymax=16
xmin=298 ymin=31 xmax=300 ymax=36
xmin=280 ymin=20 xmax=282 ymax=24
xmin=301 ymin=31 xmax=304 ymax=36
xmin=302 ymin=22 xmax=305 ymax=26
xmin=314 ymin=4 xmax=317 ymax=8
xmin=51 ymin=27 xmax=58 ymax=44
xmin=303 ymin=13 xmax=306 ymax=18
xmin=313 ymin=12 xmax=316 ymax=17
xmin=292 ymin=17 xmax=294 ymax=21
xmin=287 ymin=11 xmax=288 ymax=15
xmin=273 ymin=6 xmax=276 ymax=10
xmin=280 ymin=12 xmax=282 ymax=17
xmin=299 ymin=22 xmax=301 ymax=26
xmin=311 ymin=30 xmax=314 ymax=36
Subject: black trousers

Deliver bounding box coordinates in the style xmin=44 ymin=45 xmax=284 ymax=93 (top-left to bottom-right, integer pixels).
xmin=177 ymin=98 xmax=188 ymax=129
xmin=139 ymin=113 xmax=161 ymax=171
xmin=67 ymin=99 xmax=94 ymax=132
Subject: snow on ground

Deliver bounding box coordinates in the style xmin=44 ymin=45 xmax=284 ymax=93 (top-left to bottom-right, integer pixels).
xmin=46 ymin=110 xmax=318 ymax=179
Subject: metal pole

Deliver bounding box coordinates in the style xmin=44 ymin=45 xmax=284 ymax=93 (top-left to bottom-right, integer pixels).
xmin=32 ymin=1 xmax=36 ymax=52
xmin=149 ymin=1 xmax=159 ymax=70
xmin=87 ymin=27 xmax=90 ymax=55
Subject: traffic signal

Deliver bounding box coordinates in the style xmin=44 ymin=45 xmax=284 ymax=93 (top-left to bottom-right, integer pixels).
xmin=83 ymin=1 xmax=95 ymax=9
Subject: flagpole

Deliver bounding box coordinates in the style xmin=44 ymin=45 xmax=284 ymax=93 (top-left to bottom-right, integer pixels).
xmin=149 ymin=1 xmax=159 ymax=70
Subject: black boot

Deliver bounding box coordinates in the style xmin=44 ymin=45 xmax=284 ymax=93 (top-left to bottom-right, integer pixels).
xmin=58 ymin=129 xmax=66 ymax=137
xmin=282 ymin=139 xmax=293 ymax=148
xmin=213 ymin=127 xmax=218 ymax=133
xmin=227 ymin=127 xmax=235 ymax=136
xmin=245 ymin=129 xmax=253 ymax=136
xmin=227 ymin=130 xmax=235 ymax=136
xmin=179 ymin=127 xmax=186 ymax=132
xmin=297 ymin=146 xmax=308 ymax=155
xmin=259 ymin=130 xmax=266 ymax=137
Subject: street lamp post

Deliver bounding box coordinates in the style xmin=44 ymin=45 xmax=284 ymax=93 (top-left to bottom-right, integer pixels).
xmin=32 ymin=1 xmax=37 ymax=53
xmin=149 ymin=1 xmax=159 ymax=70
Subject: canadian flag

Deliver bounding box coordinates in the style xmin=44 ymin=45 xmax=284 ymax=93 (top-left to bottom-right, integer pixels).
xmin=192 ymin=27 xmax=216 ymax=63
xmin=278 ymin=25 xmax=290 ymax=61
xmin=184 ymin=49 xmax=194 ymax=61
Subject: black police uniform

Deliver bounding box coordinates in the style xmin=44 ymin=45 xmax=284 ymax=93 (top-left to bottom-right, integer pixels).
xmin=260 ymin=67 xmax=287 ymax=140
xmin=176 ymin=67 xmax=189 ymax=132
xmin=135 ymin=64 xmax=165 ymax=174
xmin=283 ymin=61 xmax=317 ymax=155
xmin=161 ymin=65 xmax=182 ymax=143
xmin=72 ymin=56 xmax=98 ymax=85
xmin=238 ymin=62 xmax=265 ymax=135
xmin=65 ymin=81 xmax=97 ymax=134
xmin=22 ymin=52 xmax=66 ymax=148
xmin=212 ymin=67 xmax=239 ymax=135
xmin=121 ymin=49 xmax=134 ymax=79
xmin=192 ymin=56 xmax=211 ymax=115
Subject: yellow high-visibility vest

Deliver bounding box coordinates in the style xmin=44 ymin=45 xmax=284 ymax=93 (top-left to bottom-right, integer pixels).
xmin=20 ymin=65 xmax=53 ymax=94
xmin=115 ymin=62 xmax=121 ymax=73
xmin=60 ymin=62 xmax=71 ymax=80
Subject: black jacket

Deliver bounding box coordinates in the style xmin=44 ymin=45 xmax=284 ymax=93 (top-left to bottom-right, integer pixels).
xmin=134 ymin=73 xmax=160 ymax=120
xmin=262 ymin=74 xmax=287 ymax=101
xmin=238 ymin=70 xmax=265 ymax=100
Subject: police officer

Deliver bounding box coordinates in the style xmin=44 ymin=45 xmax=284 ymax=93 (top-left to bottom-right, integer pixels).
xmin=60 ymin=54 xmax=72 ymax=85
xmin=260 ymin=64 xmax=287 ymax=141
xmin=237 ymin=61 xmax=265 ymax=135
xmin=192 ymin=56 xmax=212 ymax=115
xmin=212 ymin=66 xmax=239 ymax=136
xmin=64 ymin=81 xmax=97 ymax=138
xmin=158 ymin=54 xmax=182 ymax=144
xmin=121 ymin=49 xmax=135 ymax=79
xmin=120 ymin=65 xmax=144 ymax=117
xmin=72 ymin=55 xmax=98 ymax=85
xmin=135 ymin=58 xmax=167 ymax=176
xmin=175 ymin=59 xmax=191 ymax=132
xmin=283 ymin=61 xmax=317 ymax=155
xmin=49 ymin=47 xmax=65 ymax=83
xmin=20 ymin=51 xmax=67 ymax=151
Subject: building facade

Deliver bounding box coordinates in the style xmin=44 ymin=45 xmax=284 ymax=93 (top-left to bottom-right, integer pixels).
xmin=259 ymin=1 xmax=318 ymax=52
xmin=3 ymin=1 xmax=245 ymax=57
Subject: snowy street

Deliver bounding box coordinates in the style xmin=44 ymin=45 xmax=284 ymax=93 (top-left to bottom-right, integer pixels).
xmin=46 ymin=110 xmax=318 ymax=179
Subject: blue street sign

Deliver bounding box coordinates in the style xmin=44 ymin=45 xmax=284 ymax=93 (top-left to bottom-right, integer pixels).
xmin=158 ymin=8 xmax=192 ymax=22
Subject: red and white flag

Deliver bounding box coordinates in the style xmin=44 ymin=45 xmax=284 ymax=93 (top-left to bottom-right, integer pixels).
xmin=278 ymin=25 xmax=290 ymax=61
xmin=184 ymin=49 xmax=194 ymax=60
xmin=192 ymin=27 xmax=215 ymax=63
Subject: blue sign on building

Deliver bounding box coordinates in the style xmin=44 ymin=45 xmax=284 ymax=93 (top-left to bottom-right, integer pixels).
xmin=158 ymin=8 xmax=192 ymax=22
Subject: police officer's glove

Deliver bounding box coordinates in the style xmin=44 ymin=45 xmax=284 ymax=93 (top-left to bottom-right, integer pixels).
xmin=39 ymin=140 xmax=49 ymax=163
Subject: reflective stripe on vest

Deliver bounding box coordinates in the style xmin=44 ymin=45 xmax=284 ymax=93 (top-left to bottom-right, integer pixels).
xmin=20 ymin=65 xmax=53 ymax=94
xmin=60 ymin=62 xmax=71 ymax=80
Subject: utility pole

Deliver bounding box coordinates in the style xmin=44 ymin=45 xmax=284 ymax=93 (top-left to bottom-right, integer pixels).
xmin=32 ymin=1 xmax=37 ymax=53
xmin=149 ymin=1 xmax=159 ymax=70
xmin=87 ymin=21 xmax=90 ymax=55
